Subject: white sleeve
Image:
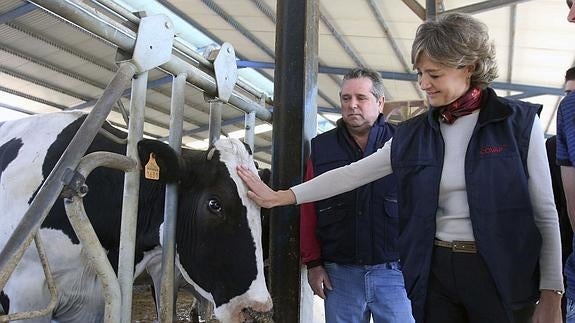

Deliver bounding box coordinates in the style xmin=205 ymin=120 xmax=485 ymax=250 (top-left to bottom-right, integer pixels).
xmin=528 ymin=116 xmax=564 ymax=291
xmin=292 ymin=139 xmax=393 ymax=204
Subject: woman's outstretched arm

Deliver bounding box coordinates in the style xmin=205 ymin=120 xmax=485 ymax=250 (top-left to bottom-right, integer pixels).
xmin=237 ymin=139 xmax=393 ymax=208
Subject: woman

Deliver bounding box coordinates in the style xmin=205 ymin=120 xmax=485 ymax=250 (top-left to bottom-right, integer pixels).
xmin=238 ymin=13 xmax=563 ymax=323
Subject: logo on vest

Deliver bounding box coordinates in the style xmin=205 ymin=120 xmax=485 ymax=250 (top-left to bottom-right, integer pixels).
xmin=480 ymin=144 xmax=507 ymax=156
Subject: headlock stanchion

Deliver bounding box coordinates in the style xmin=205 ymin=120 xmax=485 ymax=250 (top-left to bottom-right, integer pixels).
xmin=159 ymin=72 xmax=186 ymax=323
xmin=0 ymin=6 xmax=174 ymax=323
xmin=0 ymin=61 xmax=138 ymax=294
xmin=30 ymin=0 xmax=272 ymax=122
xmin=0 ymin=235 xmax=58 ymax=322
xmin=1 ymin=1 xmax=274 ymax=322
xmin=64 ymin=152 xmax=138 ymax=323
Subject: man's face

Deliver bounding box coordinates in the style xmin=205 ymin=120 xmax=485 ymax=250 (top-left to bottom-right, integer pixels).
xmin=568 ymin=0 xmax=575 ymax=23
xmin=339 ymin=77 xmax=383 ymax=133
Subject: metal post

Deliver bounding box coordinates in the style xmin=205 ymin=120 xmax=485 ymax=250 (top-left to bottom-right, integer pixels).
xmin=245 ymin=111 xmax=256 ymax=152
xmin=159 ymin=73 xmax=186 ymax=323
xmin=0 ymin=62 xmax=137 ymax=291
xmin=64 ymin=152 xmax=137 ymax=323
xmin=273 ymin=0 xmax=319 ymax=321
xmin=426 ymin=0 xmax=437 ymax=20
xmin=208 ymin=100 xmax=222 ymax=145
xmin=118 ymin=71 xmax=148 ymax=323
xmin=0 ymin=235 xmax=58 ymax=322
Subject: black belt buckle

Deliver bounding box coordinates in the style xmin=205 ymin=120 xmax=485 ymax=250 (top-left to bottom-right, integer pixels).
xmin=451 ymin=241 xmax=477 ymax=253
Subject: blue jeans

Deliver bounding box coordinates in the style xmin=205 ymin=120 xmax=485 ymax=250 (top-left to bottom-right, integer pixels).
xmin=567 ymin=297 xmax=575 ymax=323
xmin=324 ymin=261 xmax=415 ymax=323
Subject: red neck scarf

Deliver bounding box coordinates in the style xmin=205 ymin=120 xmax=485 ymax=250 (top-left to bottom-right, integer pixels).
xmin=438 ymin=87 xmax=483 ymax=124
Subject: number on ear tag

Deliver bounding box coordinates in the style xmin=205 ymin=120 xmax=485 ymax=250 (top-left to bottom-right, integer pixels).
xmin=144 ymin=153 xmax=160 ymax=180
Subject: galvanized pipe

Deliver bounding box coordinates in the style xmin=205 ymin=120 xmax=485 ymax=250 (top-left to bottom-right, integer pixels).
xmin=0 ymin=62 xmax=137 ymax=292
xmin=245 ymin=111 xmax=256 ymax=152
xmin=64 ymin=152 xmax=138 ymax=323
xmin=117 ymin=71 xmax=148 ymax=323
xmin=208 ymin=100 xmax=222 ymax=145
xmin=159 ymin=73 xmax=186 ymax=323
xmin=93 ymin=0 xmax=274 ymax=108
xmin=30 ymin=0 xmax=272 ymax=121
xmin=0 ymin=235 xmax=58 ymax=322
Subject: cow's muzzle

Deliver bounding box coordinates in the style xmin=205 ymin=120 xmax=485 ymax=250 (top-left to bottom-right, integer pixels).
xmin=241 ymin=307 xmax=274 ymax=323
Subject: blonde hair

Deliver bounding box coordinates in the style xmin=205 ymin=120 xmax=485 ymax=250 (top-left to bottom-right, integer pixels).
xmin=411 ymin=13 xmax=498 ymax=89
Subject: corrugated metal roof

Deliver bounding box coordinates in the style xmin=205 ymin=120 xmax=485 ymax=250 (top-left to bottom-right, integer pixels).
xmin=1 ymin=0 xmax=574 ymax=167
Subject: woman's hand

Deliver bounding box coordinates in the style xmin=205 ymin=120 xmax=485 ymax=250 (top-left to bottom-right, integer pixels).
xmin=532 ymin=290 xmax=563 ymax=323
xmin=236 ymin=165 xmax=296 ymax=208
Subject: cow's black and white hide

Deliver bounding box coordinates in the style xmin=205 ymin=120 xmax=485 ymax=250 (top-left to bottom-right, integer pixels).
xmin=0 ymin=111 xmax=272 ymax=323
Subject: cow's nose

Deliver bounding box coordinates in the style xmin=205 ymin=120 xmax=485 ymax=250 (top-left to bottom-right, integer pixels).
xmin=241 ymin=306 xmax=274 ymax=323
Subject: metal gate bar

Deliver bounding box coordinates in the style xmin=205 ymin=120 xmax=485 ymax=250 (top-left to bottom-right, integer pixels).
xmin=159 ymin=72 xmax=187 ymax=323
xmin=0 ymin=62 xmax=138 ymax=292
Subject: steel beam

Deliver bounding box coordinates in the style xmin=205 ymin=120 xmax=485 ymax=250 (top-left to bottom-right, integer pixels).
xmin=29 ymin=0 xmax=271 ymax=121
xmin=401 ymin=0 xmax=426 ymax=20
xmin=195 ymin=0 xmax=339 ymax=109
xmin=427 ymin=0 xmax=437 ymax=20
xmin=443 ymin=0 xmax=531 ymax=15
xmin=272 ymin=0 xmax=318 ymax=321
xmin=236 ymin=60 xmax=564 ymax=97
xmin=0 ymin=3 xmax=37 ymax=24
xmin=0 ymin=85 xmax=68 ymax=110
xmin=0 ymin=44 xmax=107 ymax=89
xmin=366 ymin=0 xmax=423 ymax=98
xmin=248 ymin=0 xmax=339 ymax=122
xmin=0 ymin=66 xmax=93 ymax=102
xmin=505 ymin=5 xmax=518 ymax=97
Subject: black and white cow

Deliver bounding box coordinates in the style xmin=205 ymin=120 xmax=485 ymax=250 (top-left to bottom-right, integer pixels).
xmin=0 ymin=111 xmax=272 ymax=322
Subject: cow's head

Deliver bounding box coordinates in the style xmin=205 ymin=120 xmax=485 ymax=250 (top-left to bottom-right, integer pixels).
xmin=138 ymin=138 xmax=272 ymax=322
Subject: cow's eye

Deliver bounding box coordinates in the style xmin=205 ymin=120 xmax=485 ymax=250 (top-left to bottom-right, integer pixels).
xmin=207 ymin=199 xmax=222 ymax=214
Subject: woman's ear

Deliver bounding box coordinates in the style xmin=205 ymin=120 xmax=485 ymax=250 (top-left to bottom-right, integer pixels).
xmin=465 ymin=64 xmax=475 ymax=78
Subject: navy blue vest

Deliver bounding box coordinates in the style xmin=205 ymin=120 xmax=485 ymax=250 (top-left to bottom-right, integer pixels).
xmin=312 ymin=114 xmax=399 ymax=265
xmin=391 ymin=88 xmax=541 ymax=322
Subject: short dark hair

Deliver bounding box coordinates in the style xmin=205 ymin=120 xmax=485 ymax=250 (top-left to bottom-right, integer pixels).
xmin=566 ymin=67 xmax=575 ymax=82
xmin=341 ymin=68 xmax=385 ymax=99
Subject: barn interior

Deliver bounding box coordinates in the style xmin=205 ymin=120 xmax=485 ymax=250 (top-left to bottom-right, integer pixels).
xmin=1 ymin=0 xmax=573 ymax=168
xmin=0 ymin=0 xmax=574 ymax=322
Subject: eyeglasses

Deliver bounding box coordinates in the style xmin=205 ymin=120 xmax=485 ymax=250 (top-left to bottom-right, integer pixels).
xmin=566 ymin=90 xmax=573 ymax=95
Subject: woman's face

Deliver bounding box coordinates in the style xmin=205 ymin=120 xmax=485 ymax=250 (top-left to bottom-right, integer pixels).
xmin=415 ymin=54 xmax=474 ymax=107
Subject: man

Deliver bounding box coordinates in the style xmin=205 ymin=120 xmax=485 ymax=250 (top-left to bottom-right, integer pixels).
xmin=561 ymin=5 xmax=575 ymax=321
xmin=300 ymin=68 xmax=414 ymax=322
xmin=550 ymin=67 xmax=575 ymax=322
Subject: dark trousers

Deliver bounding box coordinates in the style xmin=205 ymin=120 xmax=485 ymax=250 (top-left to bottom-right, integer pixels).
xmin=425 ymin=245 xmax=535 ymax=323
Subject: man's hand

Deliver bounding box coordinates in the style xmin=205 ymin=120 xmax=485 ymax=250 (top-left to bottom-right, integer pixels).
xmin=532 ymin=290 xmax=562 ymax=323
xmin=237 ymin=165 xmax=296 ymax=208
xmin=307 ymin=265 xmax=333 ymax=299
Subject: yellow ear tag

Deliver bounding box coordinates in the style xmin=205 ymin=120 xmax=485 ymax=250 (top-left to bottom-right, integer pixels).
xmin=144 ymin=153 xmax=160 ymax=180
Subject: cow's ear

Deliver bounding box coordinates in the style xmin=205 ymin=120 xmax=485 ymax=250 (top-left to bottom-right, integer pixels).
xmin=137 ymin=139 xmax=180 ymax=183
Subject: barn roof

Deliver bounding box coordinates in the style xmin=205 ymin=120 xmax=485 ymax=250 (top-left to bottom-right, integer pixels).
xmin=1 ymin=0 xmax=574 ymax=166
